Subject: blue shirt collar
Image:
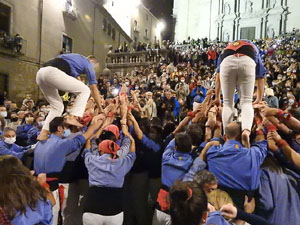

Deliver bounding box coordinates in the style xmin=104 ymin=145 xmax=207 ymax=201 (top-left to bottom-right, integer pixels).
xmin=223 ymin=139 xmax=242 ymax=148
xmin=50 ymin=134 xmax=62 ymax=139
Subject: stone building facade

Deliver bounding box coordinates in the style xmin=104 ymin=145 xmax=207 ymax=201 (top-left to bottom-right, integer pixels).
xmin=103 ymin=0 xmax=163 ymax=48
xmin=0 ymin=0 xmax=131 ymax=103
xmin=173 ymin=0 xmax=300 ymax=42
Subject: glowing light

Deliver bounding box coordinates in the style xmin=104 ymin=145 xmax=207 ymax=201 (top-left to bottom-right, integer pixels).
xmin=157 ymin=21 xmax=166 ymax=33
xmin=112 ymin=88 xmax=119 ymax=96
xmin=84 ymin=14 xmax=91 ymax=22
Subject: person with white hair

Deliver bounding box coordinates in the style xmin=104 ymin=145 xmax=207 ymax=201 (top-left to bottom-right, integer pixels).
xmin=264 ymin=88 xmax=279 ymax=108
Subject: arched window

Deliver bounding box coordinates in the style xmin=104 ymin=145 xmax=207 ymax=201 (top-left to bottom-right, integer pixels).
xmin=103 ymin=18 xmax=107 ymax=32
xmin=108 ymin=24 xmax=112 ymax=36
xmin=112 ymin=28 xmax=116 ymax=40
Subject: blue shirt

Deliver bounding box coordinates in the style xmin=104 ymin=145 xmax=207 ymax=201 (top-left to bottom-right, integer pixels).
xmin=16 ymin=124 xmax=33 ymax=145
xmin=216 ymin=40 xmax=266 ymax=79
xmin=34 ymin=134 xmax=86 ymax=174
xmin=206 ymin=140 xmax=268 ymax=190
xmin=11 ymin=200 xmax=53 ymax=225
xmin=206 ymin=211 xmax=233 ymax=225
xmin=183 ymin=157 xmax=207 ymax=182
xmin=256 ymin=168 xmax=300 ymax=225
xmin=162 ymin=139 xmax=194 ymax=188
xmin=141 ymin=135 xmax=161 ymax=153
xmin=190 ymin=86 xmax=207 ymax=103
xmin=83 ymin=149 xmax=136 ymax=188
xmin=0 ymin=141 xmax=29 ymax=159
xmin=27 ymin=126 xmax=40 ymax=145
xmin=58 ymin=53 xmax=97 ymax=85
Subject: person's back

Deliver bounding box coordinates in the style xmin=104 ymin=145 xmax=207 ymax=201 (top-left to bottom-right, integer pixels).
xmin=206 ymin=122 xmax=267 ymax=208
xmin=161 ymin=133 xmax=194 ymax=188
xmin=256 ymin=157 xmax=300 ymax=225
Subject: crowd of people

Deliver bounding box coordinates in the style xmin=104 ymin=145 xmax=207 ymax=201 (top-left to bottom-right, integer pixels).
xmin=0 ymin=32 xmax=300 ymax=225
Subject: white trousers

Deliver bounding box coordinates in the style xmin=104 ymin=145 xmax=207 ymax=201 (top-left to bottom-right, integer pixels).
xmin=82 ymin=212 xmax=124 ymax=225
xmin=52 ymin=189 xmax=60 ymax=225
xmin=220 ymin=55 xmax=256 ymax=132
xmin=152 ymin=209 xmax=171 ymax=225
xmin=36 ymin=66 xmax=91 ymax=130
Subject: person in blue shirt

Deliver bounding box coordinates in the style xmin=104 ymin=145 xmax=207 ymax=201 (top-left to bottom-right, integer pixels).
xmin=256 ymin=156 xmax=300 ymax=225
xmin=27 ymin=115 xmax=44 ymax=145
xmin=153 ymin=132 xmax=194 ymax=225
xmin=214 ymin=40 xmax=266 ymax=148
xmin=0 ymin=127 xmax=30 ymax=160
xmin=190 ymin=80 xmax=207 ymax=104
xmin=36 ymin=54 xmax=103 ymax=141
xmin=34 ymin=115 xmax=103 ymax=225
xmin=206 ymin=121 xmax=267 ymax=209
xmin=82 ymin=122 xmax=136 ymax=225
xmin=0 ymin=155 xmax=53 ymax=225
xmin=16 ymin=113 xmax=34 ymax=146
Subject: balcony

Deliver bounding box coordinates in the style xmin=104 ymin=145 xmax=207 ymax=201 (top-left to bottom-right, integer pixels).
xmin=106 ymin=49 xmax=169 ymax=73
xmin=0 ymin=34 xmax=27 ymax=57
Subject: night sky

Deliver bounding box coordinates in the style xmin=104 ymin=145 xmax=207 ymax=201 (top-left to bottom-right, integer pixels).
xmin=142 ymin=0 xmax=174 ymax=41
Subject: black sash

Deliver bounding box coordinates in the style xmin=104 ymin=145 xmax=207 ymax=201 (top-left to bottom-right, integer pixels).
xmin=42 ymin=58 xmax=71 ymax=76
xmin=221 ymin=45 xmax=255 ymax=63
xmin=83 ymin=186 xmax=123 ymax=216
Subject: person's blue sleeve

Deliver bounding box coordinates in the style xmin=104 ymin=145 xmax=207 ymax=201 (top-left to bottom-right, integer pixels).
xmin=255 ymin=55 xmax=266 ymax=79
xmin=251 ymin=140 xmax=268 ymax=165
xmin=141 ymin=135 xmax=161 ymax=152
xmin=183 ymin=158 xmax=207 ymax=181
xmin=237 ymin=209 xmax=273 ymax=225
xmin=40 ymin=200 xmax=53 ymax=225
xmin=85 ymin=61 xmax=97 ymax=85
xmin=62 ymin=135 xmax=86 ymax=155
xmin=117 ymin=136 xmax=131 ymax=158
xmin=119 ymin=152 xmax=136 ymax=176
xmin=0 ymin=146 xmax=24 ymax=159
xmin=190 ymin=88 xmax=197 ymax=98
xmin=129 ymin=125 xmax=134 ymax=134
xmin=11 ymin=144 xmax=24 ymax=153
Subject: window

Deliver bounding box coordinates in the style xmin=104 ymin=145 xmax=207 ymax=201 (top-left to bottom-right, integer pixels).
xmin=145 ymin=29 xmax=148 ymax=38
xmin=65 ymin=0 xmax=73 ymax=13
xmin=0 ymin=73 xmax=8 ymax=97
xmin=112 ymin=28 xmax=115 ymax=40
xmin=134 ymin=20 xmax=138 ymax=31
xmin=103 ymin=18 xmax=107 ymax=31
xmin=62 ymin=35 xmax=73 ymax=53
xmin=146 ymin=14 xmax=149 ymax=21
xmin=108 ymin=24 xmax=112 ymax=36
xmin=0 ymin=2 xmax=11 ymax=37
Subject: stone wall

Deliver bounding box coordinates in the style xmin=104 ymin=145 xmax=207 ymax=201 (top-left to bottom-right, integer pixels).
xmin=0 ymin=0 xmax=131 ymax=104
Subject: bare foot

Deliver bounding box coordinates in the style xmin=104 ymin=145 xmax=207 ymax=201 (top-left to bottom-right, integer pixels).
xmin=64 ymin=115 xmax=83 ymax=127
xmin=242 ymin=130 xmax=250 ymax=148
xmin=37 ymin=129 xmax=49 ymax=141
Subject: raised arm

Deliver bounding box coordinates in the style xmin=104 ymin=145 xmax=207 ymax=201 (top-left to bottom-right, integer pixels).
xmin=270 ymin=131 xmax=300 ymax=169
xmin=128 ymin=111 xmax=143 ymax=140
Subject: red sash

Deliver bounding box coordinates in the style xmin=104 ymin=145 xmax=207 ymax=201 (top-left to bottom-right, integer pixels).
xmin=225 ymin=40 xmax=253 ymax=51
xmin=157 ymin=189 xmax=170 ymax=211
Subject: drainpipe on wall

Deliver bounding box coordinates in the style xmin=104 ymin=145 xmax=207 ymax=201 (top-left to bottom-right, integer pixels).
xmin=92 ymin=6 xmax=96 ymax=55
xmin=37 ymin=0 xmax=44 ymax=99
